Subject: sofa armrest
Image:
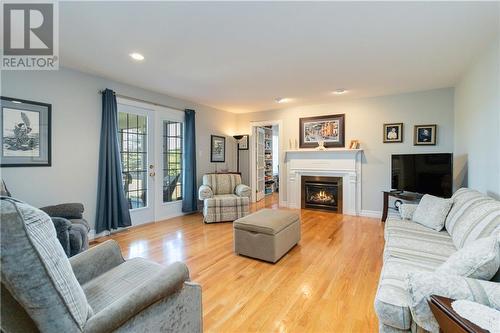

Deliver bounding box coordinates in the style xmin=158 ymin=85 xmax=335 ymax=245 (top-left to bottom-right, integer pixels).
xmin=235 ymin=184 xmax=251 ymax=198
xmin=39 ymin=203 xmax=84 ymax=219
xmin=199 ymin=185 xmax=213 ymax=200
xmin=84 ymin=262 xmax=190 ymax=333
xmin=51 ymin=217 xmax=71 ymax=256
xmin=69 ymin=240 xmax=124 ymax=285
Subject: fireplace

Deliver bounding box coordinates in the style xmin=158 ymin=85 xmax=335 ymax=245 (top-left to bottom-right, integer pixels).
xmin=301 ymin=176 xmax=343 ymax=212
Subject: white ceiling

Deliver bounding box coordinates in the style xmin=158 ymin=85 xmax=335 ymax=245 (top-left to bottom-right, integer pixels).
xmin=60 ymin=1 xmax=499 ymax=113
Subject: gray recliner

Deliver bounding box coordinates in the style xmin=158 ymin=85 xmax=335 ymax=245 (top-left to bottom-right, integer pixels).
xmin=0 ymin=197 xmax=203 ymax=333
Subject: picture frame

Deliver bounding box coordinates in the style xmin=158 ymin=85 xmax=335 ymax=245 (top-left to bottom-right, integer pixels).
xmin=210 ymin=135 xmax=226 ymax=162
xmin=383 ymin=123 xmax=403 ymax=143
xmin=238 ymin=134 xmax=249 ymax=150
xmin=1 ymin=96 xmax=51 ymax=167
xmin=414 ymin=124 xmax=437 ymax=145
xmin=349 ymin=139 xmax=360 ymax=149
xmin=299 ymin=114 xmax=345 ymax=148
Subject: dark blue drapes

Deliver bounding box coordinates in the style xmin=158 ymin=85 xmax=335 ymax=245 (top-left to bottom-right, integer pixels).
xmin=182 ymin=109 xmax=198 ymax=213
xmin=95 ymin=89 xmax=132 ymax=233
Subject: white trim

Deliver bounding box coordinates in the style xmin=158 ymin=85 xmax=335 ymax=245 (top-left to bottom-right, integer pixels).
xmin=360 ymin=210 xmax=382 ymax=218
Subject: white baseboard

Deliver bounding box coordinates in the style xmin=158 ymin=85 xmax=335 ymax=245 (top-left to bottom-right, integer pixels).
xmin=360 ymin=210 xmax=382 ymax=218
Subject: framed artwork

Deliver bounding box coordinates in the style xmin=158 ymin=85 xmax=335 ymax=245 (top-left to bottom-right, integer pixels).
xmin=414 ymin=124 xmax=437 ymax=145
xmin=349 ymin=139 xmax=360 ymax=149
xmin=210 ymin=135 xmax=226 ymax=162
xmin=383 ymin=123 xmax=403 ymax=143
xmin=299 ymin=114 xmax=345 ymax=148
xmin=238 ymin=134 xmax=249 ymax=150
xmin=1 ymin=96 xmax=51 ymax=167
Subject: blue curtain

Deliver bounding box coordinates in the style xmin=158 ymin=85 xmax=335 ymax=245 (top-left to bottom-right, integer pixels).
xmin=182 ymin=109 xmax=198 ymax=213
xmin=95 ymin=89 xmax=132 ymax=233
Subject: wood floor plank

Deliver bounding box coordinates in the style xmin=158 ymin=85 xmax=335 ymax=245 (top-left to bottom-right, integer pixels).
xmin=92 ymin=194 xmax=384 ymax=332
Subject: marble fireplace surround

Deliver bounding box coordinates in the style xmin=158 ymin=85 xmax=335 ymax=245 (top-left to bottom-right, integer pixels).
xmin=285 ymin=149 xmax=363 ymax=216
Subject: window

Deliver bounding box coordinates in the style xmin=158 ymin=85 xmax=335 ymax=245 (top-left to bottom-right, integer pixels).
xmin=118 ymin=112 xmax=148 ymax=209
xmin=163 ymin=121 xmax=183 ymax=202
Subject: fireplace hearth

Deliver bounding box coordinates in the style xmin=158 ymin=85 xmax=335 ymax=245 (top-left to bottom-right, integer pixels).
xmin=301 ymin=176 xmax=343 ymax=212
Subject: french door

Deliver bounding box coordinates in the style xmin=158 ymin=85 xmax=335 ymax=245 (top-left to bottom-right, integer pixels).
xmin=117 ymin=98 xmax=184 ymax=226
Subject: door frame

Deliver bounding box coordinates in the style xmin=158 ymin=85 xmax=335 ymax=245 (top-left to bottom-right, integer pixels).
xmin=249 ymin=119 xmax=284 ymax=206
xmin=117 ymin=97 xmax=185 ymax=226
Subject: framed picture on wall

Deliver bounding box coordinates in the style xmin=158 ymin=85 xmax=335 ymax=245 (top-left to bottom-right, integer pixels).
xmin=238 ymin=135 xmax=249 ymax=150
xmin=414 ymin=124 xmax=437 ymax=145
xmin=383 ymin=123 xmax=403 ymax=143
xmin=299 ymin=114 xmax=345 ymax=148
xmin=0 ymin=96 xmax=51 ymax=167
xmin=210 ymin=135 xmax=226 ymax=162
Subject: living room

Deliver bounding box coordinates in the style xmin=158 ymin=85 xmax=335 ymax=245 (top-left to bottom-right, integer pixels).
xmin=1 ymin=2 xmax=499 ymax=333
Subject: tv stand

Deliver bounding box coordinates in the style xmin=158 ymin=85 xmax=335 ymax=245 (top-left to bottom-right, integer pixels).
xmin=382 ymin=191 xmax=423 ymax=222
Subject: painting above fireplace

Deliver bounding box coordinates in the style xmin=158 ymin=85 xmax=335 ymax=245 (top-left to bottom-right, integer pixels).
xmin=301 ymin=176 xmax=343 ymax=212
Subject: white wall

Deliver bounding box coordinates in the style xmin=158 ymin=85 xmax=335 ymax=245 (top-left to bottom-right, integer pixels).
xmin=236 ymin=88 xmax=455 ymax=214
xmin=454 ymin=40 xmax=500 ymax=199
xmin=0 ymin=68 xmax=237 ymax=233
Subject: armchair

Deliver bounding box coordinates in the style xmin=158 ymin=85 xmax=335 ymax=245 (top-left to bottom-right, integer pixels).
xmin=0 ymin=197 xmax=203 ymax=333
xmin=199 ymin=173 xmax=251 ymax=223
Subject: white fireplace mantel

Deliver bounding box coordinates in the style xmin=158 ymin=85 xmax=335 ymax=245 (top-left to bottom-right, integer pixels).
xmin=285 ymin=149 xmax=363 ymax=215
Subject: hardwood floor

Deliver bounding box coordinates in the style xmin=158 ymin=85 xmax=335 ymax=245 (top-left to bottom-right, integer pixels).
xmin=93 ymin=194 xmax=385 ymax=332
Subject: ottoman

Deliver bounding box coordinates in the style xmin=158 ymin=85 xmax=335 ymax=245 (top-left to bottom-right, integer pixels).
xmin=233 ymin=208 xmax=301 ymax=263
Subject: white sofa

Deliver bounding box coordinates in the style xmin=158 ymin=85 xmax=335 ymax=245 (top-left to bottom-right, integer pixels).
xmin=375 ymin=188 xmax=500 ymax=332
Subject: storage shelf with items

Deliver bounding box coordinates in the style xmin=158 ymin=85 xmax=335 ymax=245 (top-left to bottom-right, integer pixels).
xmin=264 ymin=126 xmax=274 ymax=196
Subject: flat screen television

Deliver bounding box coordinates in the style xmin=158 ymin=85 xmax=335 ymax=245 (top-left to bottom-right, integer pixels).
xmin=391 ymin=153 xmax=453 ymax=197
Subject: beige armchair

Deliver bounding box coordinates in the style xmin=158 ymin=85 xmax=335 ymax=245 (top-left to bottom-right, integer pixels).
xmin=199 ymin=173 xmax=251 ymax=223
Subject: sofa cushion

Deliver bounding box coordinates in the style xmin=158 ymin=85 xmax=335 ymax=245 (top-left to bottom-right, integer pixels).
xmin=384 ymin=224 xmax=456 ymax=266
xmin=412 ymin=194 xmax=452 ymax=231
xmin=398 ymin=204 xmax=418 ymax=220
xmin=203 ymin=194 xmax=249 ymax=223
xmin=202 ymin=173 xmax=242 ymax=195
xmin=0 ymin=197 xmax=92 ymax=332
xmin=406 ymin=272 xmax=500 ymax=332
xmin=436 ymin=234 xmax=500 ymax=280
xmin=374 ymin=257 xmax=439 ymax=330
xmin=385 ymin=218 xmax=450 ymax=240
xmin=448 ymin=198 xmax=500 ymax=249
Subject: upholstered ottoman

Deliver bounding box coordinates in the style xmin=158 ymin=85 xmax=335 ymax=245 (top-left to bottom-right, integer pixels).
xmin=233 ymin=208 xmax=301 ymax=263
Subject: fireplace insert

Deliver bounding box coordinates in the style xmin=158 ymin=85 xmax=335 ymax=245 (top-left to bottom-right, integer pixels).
xmin=301 ymin=176 xmax=342 ymax=212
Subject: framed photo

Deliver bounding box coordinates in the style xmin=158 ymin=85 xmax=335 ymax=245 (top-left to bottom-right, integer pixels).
xmin=238 ymin=134 xmax=249 ymax=150
xmin=349 ymin=139 xmax=360 ymax=149
xmin=414 ymin=125 xmax=437 ymax=145
xmin=383 ymin=123 xmax=403 ymax=143
xmin=1 ymin=96 xmax=51 ymax=167
xmin=210 ymin=135 xmax=226 ymax=162
xmin=299 ymin=114 xmax=345 ymax=148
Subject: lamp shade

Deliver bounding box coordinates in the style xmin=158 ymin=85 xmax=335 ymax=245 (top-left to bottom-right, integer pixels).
xmin=233 ymin=135 xmax=244 ymax=141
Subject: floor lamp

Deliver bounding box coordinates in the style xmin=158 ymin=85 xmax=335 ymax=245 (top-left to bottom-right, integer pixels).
xmin=233 ymin=135 xmax=244 ymax=173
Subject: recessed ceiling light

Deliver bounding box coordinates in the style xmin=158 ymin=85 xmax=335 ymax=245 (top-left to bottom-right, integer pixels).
xmin=129 ymin=52 xmax=145 ymax=61
xmin=11 ymin=100 xmax=22 ymax=104
xmin=275 ymin=97 xmax=290 ymax=104
xmin=333 ymin=89 xmax=347 ymax=95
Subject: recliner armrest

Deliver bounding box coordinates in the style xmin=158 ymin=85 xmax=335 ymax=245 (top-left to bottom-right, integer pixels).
xmin=84 ymin=262 xmax=190 ymax=333
xmin=199 ymin=185 xmax=213 ymax=200
xmin=235 ymin=184 xmax=251 ymax=198
xmin=69 ymin=240 xmax=124 ymax=285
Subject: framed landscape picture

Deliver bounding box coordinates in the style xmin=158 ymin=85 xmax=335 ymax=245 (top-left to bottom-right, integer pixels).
xmin=383 ymin=123 xmax=403 ymax=143
xmin=299 ymin=114 xmax=345 ymax=148
xmin=0 ymin=96 xmax=51 ymax=167
xmin=414 ymin=124 xmax=437 ymax=145
xmin=210 ymin=135 xmax=226 ymax=162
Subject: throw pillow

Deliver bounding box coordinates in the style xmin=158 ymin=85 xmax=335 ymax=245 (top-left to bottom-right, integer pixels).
xmin=412 ymin=194 xmax=453 ymax=231
xmin=436 ymin=234 xmax=500 ymax=280
xmin=405 ymin=272 xmax=500 ymax=332
xmin=399 ymin=203 xmax=418 ymax=220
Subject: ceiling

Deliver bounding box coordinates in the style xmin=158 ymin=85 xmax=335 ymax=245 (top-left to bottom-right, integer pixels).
xmin=60 ymin=2 xmax=499 ymax=113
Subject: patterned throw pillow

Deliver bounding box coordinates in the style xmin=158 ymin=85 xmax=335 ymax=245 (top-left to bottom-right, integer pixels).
xmin=412 ymin=194 xmax=453 ymax=231
xmin=399 ymin=203 xmax=418 ymax=220
xmin=405 ymin=272 xmax=500 ymax=332
xmin=436 ymin=234 xmax=500 ymax=280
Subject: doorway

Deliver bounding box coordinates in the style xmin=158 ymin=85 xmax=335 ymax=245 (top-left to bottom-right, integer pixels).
xmin=117 ymin=97 xmax=185 ymax=226
xmin=249 ymin=120 xmax=284 ymax=205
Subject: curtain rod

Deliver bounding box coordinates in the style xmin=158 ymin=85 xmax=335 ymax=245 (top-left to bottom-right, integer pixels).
xmin=98 ymin=90 xmax=185 ymax=112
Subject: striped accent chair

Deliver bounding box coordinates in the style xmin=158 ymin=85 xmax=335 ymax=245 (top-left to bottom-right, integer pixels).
xmin=198 ymin=173 xmax=251 ymax=223
xmin=375 ymin=188 xmax=500 ymax=333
